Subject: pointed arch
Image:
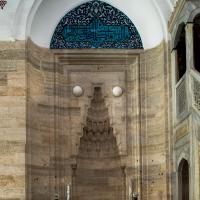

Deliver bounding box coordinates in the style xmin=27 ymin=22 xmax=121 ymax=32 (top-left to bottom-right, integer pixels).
xmin=178 ymin=159 xmax=189 ymax=200
xmin=174 ymin=23 xmax=186 ymax=82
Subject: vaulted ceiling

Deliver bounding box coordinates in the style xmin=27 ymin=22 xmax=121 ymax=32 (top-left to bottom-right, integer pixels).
xmin=0 ymin=0 xmax=178 ymax=49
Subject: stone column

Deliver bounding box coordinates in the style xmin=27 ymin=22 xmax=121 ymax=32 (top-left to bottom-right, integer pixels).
xmin=171 ymin=50 xmax=179 ymax=121
xmin=185 ymin=23 xmax=194 ymax=71
xmin=71 ymin=164 xmax=77 ymax=200
xmin=121 ymin=165 xmax=126 ymax=200
xmin=185 ymin=23 xmax=194 ymax=111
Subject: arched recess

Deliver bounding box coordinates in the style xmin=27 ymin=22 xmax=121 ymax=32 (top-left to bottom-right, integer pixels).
xmin=50 ymin=0 xmax=143 ymax=49
xmin=193 ymin=14 xmax=200 ymax=73
xmin=174 ymin=23 xmax=186 ymax=82
xmin=24 ymin=0 xmax=170 ymax=49
xmin=178 ymin=159 xmax=189 ymax=200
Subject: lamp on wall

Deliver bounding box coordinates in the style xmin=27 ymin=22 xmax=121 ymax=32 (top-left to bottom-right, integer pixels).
xmin=0 ymin=0 xmax=7 ymax=9
xmin=72 ymin=85 xmax=84 ymax=97
xmin=112 ymin=86 xmax=123 ymax=97
xmin=54 ymin=193 xmax=59 ymax=200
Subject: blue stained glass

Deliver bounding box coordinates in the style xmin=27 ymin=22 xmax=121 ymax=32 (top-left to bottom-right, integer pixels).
xmin=50 ymin=0 xmax=143 ymax=49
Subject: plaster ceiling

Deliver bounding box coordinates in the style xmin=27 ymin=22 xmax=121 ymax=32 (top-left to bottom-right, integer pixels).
xmin=0 ymin=0 xmax=178 ymax=49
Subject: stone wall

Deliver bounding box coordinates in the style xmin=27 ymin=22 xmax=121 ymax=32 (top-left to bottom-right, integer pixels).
xmin=25 ymin=40 xmax=171 ymax=200
xmin=140 ymin=42 xmax=170 ymax=199
xmin=0 ymin=39 xmax=171 ymax=200
xmin=0 ymin=41 xmax=26 ymax=200
xmin=26 ymin=42 xmax=55 ymax=200
xmin=26 ymin=40 xmax=142 ymax=199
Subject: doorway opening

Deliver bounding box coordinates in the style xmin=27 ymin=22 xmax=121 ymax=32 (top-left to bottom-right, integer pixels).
xmin=175 ymin=24 xmax=186 ymax=82
xmin=178 ymin=159 xmax=189 ymax=200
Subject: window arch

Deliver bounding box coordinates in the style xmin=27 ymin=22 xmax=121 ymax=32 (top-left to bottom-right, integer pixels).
xmin=193 ymin=14 xmax=200 ymax=73
xmin=178 ymin=159 xmax=189 ymax=200
xmin=175 ymin=23 xmax=187 ymax=82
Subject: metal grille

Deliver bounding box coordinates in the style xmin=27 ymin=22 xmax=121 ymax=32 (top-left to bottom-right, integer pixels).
xmin=176 ymin=78 xmax=187 ymax=117
xmin=193 ymin=78 xmax=200 ymax=112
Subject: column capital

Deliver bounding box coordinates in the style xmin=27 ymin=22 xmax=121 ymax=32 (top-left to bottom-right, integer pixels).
xmin=185 ymin=22 xmax=194 ymax=30
xmin=185 ymin=20 xmax=194 ymax=71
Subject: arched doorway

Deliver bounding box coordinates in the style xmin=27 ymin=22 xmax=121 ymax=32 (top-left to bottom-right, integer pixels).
xmin=178 ymin=159 xmax=189 ymax=200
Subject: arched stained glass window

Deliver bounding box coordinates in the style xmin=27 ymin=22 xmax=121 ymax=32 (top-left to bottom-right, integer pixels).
xmin=50 ymin=0 xmax=143 ymax=49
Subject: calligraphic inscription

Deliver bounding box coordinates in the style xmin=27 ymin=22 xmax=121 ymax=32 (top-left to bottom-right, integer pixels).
xmin=0 ymin=0 xmax=7 ymax=9
xmin=62 ymin=18 xmax=132 ymax=48
xmin=50 ymin=0 xmax=143 ymax=49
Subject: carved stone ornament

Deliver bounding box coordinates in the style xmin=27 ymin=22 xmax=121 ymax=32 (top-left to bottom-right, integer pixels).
xmin=0 ymin=0 xmax=7 ymax=9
